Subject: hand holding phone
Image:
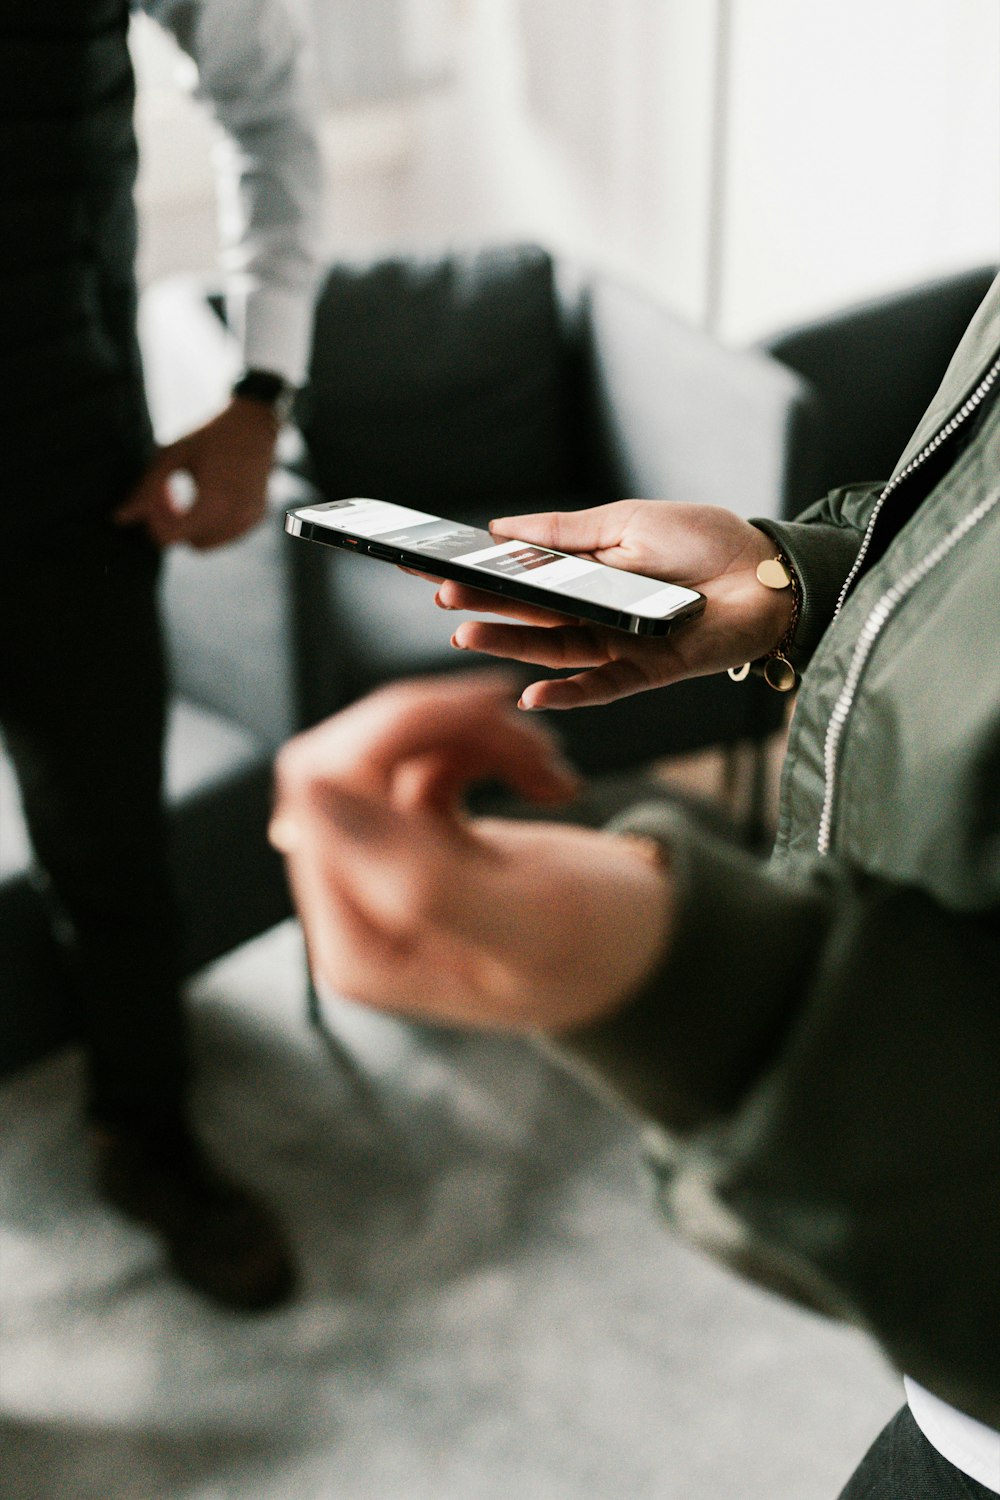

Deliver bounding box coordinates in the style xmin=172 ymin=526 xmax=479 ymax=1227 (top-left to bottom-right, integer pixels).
xmin=285 ymin=497 xmax=705 ymax=637
xmin=284 ymin=496 xmax=792 ymax=710
xmin=436 ymin=501 xmax=795 ymax=709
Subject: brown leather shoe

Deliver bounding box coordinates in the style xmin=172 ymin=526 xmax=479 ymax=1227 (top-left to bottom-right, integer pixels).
xmin=92 ymin=1122 xmax=297 ymax=1312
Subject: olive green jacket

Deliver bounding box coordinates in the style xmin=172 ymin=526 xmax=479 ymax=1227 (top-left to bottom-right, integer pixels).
xmin=570 ymin=272 xmax=1000 ymax=1426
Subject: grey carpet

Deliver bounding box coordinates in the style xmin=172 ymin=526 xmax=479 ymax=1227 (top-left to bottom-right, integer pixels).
xmin=0 ymin=920 xmax=901 ymax=1500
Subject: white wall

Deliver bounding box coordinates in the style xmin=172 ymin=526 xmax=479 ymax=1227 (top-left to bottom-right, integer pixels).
xmin=133 ymin=0 xmax=1000 ymax=343
xmin=719 ymin=0 xmax=1000 ymax=339
xmin=457 ymin=0 xmax=722 ymax=326
xmin=451 ymin=0 xmax=1000 ymax=338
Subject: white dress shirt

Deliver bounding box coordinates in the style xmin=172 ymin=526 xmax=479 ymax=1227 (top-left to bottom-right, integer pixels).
xmin=142 ymin=0 xmax=324 ymax=386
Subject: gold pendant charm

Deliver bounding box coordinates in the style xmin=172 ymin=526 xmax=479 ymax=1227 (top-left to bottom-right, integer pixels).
xmin=727 ymin=662 xmax=751 ymax=682
xmin=756 ymin=557 xmax=792 ymax=590
xmin=763 ymin=654 xmax=796 ymax=692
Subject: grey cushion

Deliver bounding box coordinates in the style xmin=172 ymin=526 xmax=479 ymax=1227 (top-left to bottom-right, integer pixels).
xmin=296 ymin=245 xmax=579 ymax=511
xmin=165 ymin=698 xmax=263 ymax=797
xmin=161 ymin=483 xmax=300 ymax=752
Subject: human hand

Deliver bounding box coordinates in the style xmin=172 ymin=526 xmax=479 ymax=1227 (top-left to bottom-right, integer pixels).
xmin=114 ymin=398 xmax=279 ymax=549
xmin=434 ymin=500 xmax=793 ymax=708
xmin=269 ymin=673 xmax=673 ymax=1031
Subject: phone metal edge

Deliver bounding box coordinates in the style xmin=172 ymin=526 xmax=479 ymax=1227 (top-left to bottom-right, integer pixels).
xmin=283 ymin=506 xmax=704 ymax=638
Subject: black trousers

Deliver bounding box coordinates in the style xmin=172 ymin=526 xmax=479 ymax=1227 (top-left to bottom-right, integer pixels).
xmin=840 ymin=1407 xmax=997 ymax=1499
xmin=0 ymin=523 xmax=188 ymax=1125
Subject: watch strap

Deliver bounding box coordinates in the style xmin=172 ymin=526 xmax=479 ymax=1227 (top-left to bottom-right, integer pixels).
xmin=232 ymin=368 xmax=296 ymax=422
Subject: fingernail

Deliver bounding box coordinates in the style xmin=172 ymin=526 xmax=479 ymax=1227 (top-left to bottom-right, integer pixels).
xmin=450 ymin=633 xmax=465 ymax=649
xmin=517 ymin=697 xmax=538 ymax=711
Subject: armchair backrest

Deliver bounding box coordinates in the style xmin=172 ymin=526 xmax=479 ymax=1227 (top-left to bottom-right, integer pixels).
xmin=761 ymin=265 xmax=998 ymax=507
xmin=297 ymin=246 xmax=820 ymax=529
xmin=287 ymin=249 xmax=810 ymax=764
xmin=296 ymin=245 xmax=591 ymax=516
xmin=574 ymin=273 xmax=821 ymax=520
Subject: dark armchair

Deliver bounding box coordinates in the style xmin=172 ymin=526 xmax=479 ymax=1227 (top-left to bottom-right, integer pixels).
xmin=761 ymin=264 xmax=998 ymax=509
xmin=3 ymin=246 xmax=809 ymax=1082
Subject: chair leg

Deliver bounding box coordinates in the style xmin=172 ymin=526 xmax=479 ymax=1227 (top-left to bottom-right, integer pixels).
xmin=305 ymin=964 xmax=367 ymax=1085
xmin=721 ymin=739 xmax=775 ymax=850
xmin=744 ymin=738 xmax=773 ymax=851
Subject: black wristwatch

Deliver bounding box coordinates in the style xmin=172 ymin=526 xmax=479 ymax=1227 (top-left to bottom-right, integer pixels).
xmin=231 ymin=368 xmax=296 ymax=423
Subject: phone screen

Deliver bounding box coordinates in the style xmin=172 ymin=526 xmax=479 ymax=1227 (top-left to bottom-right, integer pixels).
xmin=285 ymin=497 xmax=704 ymax=634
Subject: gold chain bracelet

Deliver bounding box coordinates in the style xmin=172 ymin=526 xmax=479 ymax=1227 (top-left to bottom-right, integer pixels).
xmin=727 ymin=550 xmax=800 ymax=693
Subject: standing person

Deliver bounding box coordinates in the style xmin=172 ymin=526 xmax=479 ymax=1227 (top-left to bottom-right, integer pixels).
xmin=269 ymin=269 xmax=1000 ymax=1490
xmin=0 ymin=0 xmax=321 ymax=1309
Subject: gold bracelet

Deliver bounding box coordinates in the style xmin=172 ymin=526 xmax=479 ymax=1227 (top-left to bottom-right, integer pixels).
xmin=727 ymin=550 xmax=801 ymax=693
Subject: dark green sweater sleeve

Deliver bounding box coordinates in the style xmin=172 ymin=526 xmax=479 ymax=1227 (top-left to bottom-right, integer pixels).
xmin=562 ymin=801 xmax=1000 ymax=1429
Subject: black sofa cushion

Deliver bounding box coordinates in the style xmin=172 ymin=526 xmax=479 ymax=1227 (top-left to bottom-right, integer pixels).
xmin=296 ymin=245 xmax=580 ymax=511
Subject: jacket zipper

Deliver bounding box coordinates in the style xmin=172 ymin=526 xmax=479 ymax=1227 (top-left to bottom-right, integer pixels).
xmin=817 ymin=353 xmax=1000 ymax=857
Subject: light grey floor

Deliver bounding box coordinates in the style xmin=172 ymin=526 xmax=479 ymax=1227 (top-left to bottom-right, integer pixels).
xmin=0 ymin=920 xmax=901 ymax=1500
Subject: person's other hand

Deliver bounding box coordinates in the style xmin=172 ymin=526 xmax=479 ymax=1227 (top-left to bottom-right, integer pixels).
xmin=114 ymin=398 xmax=279 ymax=549
xmin=269 ymin=673 xmax=672 ymax=1031
xmin=434 ymin=500 xmax=793 ymax=708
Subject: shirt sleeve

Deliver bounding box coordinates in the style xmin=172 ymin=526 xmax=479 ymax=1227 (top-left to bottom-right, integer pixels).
xmin=142 ymin=0 xmax=324 ymax=386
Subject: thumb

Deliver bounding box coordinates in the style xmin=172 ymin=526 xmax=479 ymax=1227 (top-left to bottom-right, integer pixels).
xmin=114 ymin=441 xmax=190 ymax=524
xmin=489 ymin=505 xmax=615 ymax=555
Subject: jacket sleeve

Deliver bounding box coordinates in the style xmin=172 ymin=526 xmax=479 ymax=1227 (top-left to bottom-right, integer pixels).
xmin=562 ymin=799 xmax=1000 ymax=1430
xmin=750 ymin=480 xmax=885 ymax=672
xmin=143 ymin=0 xmax=324 ymax=385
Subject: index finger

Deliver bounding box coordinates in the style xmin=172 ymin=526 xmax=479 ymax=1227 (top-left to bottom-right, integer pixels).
xmin=397 ymin=565 xmax=442 ymax=582
xmin=273 ymin=671 xmax=579 ymax=808
xmin=435 ymin=578 xmax=574 ymax=627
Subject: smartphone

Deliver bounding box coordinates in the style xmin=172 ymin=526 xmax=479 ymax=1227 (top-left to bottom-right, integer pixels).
xmin=284 ymin=497 xmax=705 ymax=637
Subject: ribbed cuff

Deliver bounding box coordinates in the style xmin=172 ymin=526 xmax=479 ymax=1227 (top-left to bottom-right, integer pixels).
xmin=562 ymin=803 xmax=829 ymax=1134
